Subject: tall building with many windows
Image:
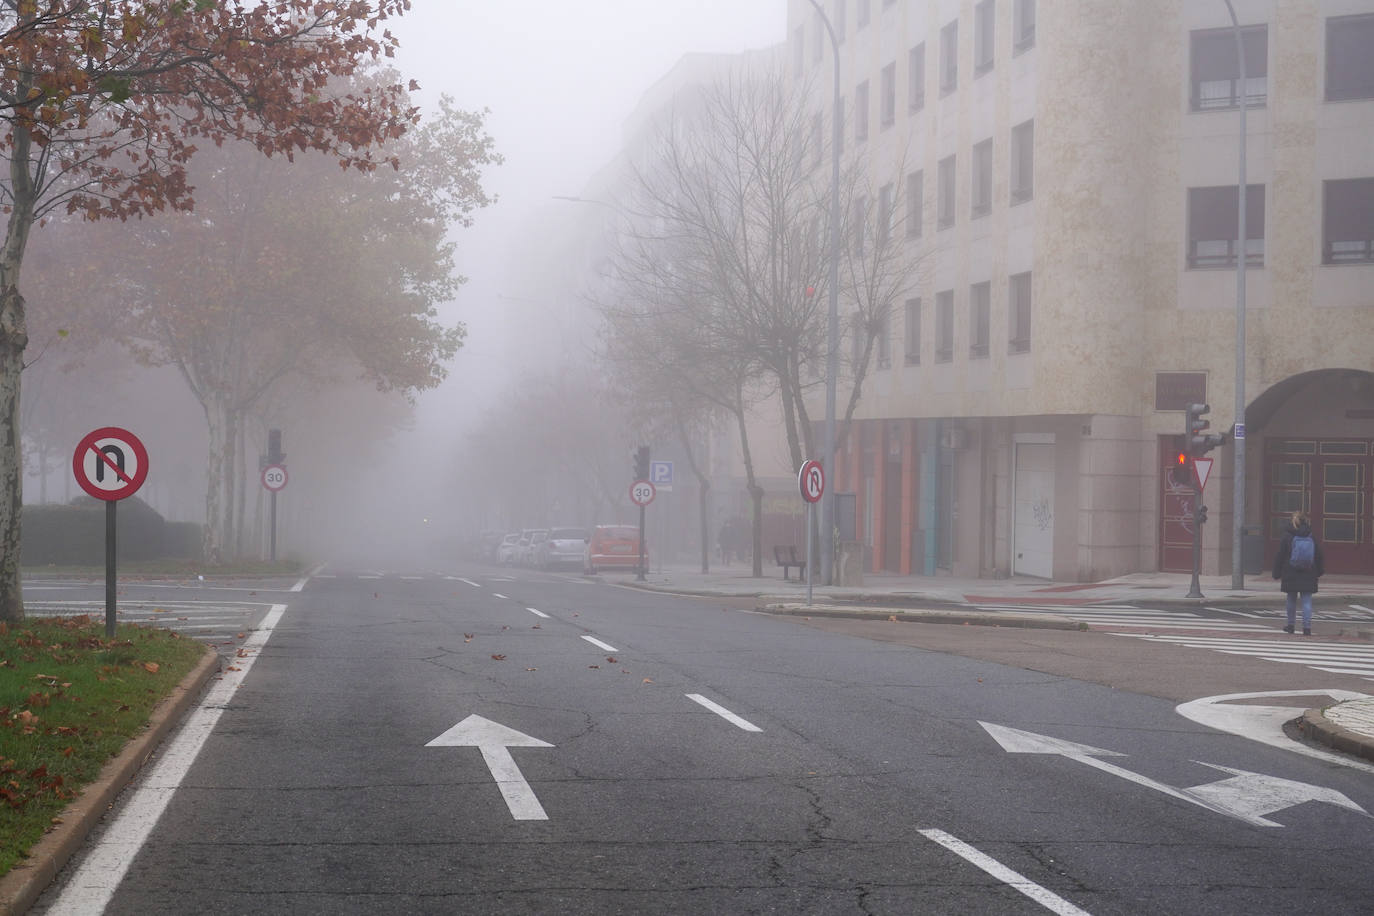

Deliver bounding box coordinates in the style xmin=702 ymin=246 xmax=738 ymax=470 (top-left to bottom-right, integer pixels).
xmin=789 ymin=0 xmax=1374 ymax=580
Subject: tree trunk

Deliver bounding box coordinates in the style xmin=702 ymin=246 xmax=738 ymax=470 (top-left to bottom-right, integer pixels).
xmin=0 ymin=286 xmax=25 ymax=623
xmin=202 ymin=399 xmax=237 ymax=565
xmin=750 ymin=483 xmax=764 ymax=578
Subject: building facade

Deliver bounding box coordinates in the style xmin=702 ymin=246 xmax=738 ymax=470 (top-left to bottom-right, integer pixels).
xmin=788 ymin=0 xmax=1374 ymax=580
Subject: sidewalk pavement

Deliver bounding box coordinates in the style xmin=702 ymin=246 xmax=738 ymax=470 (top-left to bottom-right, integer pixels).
xmin=618 ymin=561 xmax=1374 ymax=765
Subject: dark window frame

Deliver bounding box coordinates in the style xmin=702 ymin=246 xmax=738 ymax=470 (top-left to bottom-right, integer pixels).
xmin=904 ymin=296 xmax=921 ymax=365
xmin=935 ymin=290 xmax=955 ymax=363
xmin=1009 ymin=271 xmax=1032 ymax=353
xmin=969 ymin=281 xmax=991 ymax=359
xmin=937 ymin=155 xmax=956 ymax=230
xmin=974 ymin=0 xmax=996 ymax=76
xmin=1186 ymin=184 xmax=1266 ymax=269
xmin=1010 ymin=119 xmax=1034 ymax=204
xmin=1013 ymin=0 xmax=1035 ymax=53
xmin=940 ymin=20 xmax=959 ymax=95
xmin=909 ymin=43 xmax=926 ymax=113
xmin=971 ymin=138 xmax=993 ymax=218
xmin=1327 ymin=13 xmax=1374 ymax=102
xmin=1323 ymin=177 xmax=1374 ymax=264
xmin=1190 ymin=25 xmax=1268 ymax=112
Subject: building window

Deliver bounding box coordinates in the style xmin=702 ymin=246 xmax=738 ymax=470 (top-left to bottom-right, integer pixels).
xmin=876 ymin=307 xmax=891 ymax=368
xmin=1009 ymin=271 xmax=1032 ymax=353
xmin=937 ymin=155 xmax=956 ymax=230
xmin=1014 ymin=0 xmax=1035 ymax=52
xmin=1327 ymin=14 xmax=1374 ymax=101
xmin=880 ymin=62 xmax=896 ymax=128
xmin=812 ymin=112 xmax=824 ymax=169
xmin=935 ymin=290 xmax=954 ymax=362
xmin=904 ymin=297 xmax=921 ymax=365
xmin=974 ymin=0 xmax=995 ymax=75
xmin=1191 ymin=25 xmax=1267 ymax=111
xmin=852 ymin=194 xmax=867 ymax=256
xmin=793 ymin=26 xmax=805 ymax=77
xmin=1010 ymin=119 xmax=1034 ymax=203
xmin=877 ymin=182 xmax=894 ymax=247
xmin=940 ymin=20 xmax=958 ymax=95
xmin=972 ymin=138 xmax=993 ymax=218
xmin=1187 ymin=184 xmax=1265 ymax=268
xmin=969 ymin=281 xmax=991 ymax=358
xmin=909 ymin=43 xmax=926 ymax=112
xmin=1323 ymin=178 xmax=1374 ymax=264
xmin=858 ymin=0 xmax=871 ymax=29
xmin=905 ymin=169 xmax=924 ymax=239
xmin=855 ymin=80 xmax=869 ymax=143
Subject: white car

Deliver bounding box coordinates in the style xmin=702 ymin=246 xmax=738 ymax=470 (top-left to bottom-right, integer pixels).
xmin=536 ymin=528 xmax=589 ymax=569
xmin=497 ymin=533 xmax=521 ymax=565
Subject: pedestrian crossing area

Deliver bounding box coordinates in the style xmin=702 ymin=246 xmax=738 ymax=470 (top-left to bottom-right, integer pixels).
xmin=23 ymin=599 xmax=273 ymax=647
xmin=971 ymin=603 xmax=1275 ymax=633
xmin=1116 ymin=633 xmax=1374 ymax=681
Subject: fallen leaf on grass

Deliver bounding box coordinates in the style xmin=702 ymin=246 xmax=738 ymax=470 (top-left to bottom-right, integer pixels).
xmin=142 ymin=662 xmax=159 ymax=674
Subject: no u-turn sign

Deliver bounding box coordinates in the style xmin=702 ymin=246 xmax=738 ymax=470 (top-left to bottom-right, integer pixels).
xmin=73 ymin=427 xmax=149 ymax=501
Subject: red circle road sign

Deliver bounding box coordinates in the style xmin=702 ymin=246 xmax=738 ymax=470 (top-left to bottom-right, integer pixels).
xmin=630 ymin=479 xmax=656 ymax=507
xmin=262 ymin=464 xmax=288 ymax=492
xmin=798 ymin=459 xmax=825 ymax=503
xmin=73 ymin=427 xmax=149 ymax=501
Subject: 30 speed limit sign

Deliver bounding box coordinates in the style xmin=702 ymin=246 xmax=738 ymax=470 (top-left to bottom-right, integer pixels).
xmin=261 ymin=464 xmax=288 ymax=492
xmin=630 ymin=479 xmax=656 ymax=507
xmin=798 ymin=459 xmax=825 ymax=504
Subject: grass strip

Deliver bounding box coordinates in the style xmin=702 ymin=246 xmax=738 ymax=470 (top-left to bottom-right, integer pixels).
xmin=0 ymin=616 xmax=206 ymax=876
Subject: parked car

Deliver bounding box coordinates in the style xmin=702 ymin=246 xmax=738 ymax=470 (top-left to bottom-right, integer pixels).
xmin=496 ymin=533 xmax=522 ymax=565
xmin=520 ymin=529 xmax=548 ymax=567
xmin=535 ymin=527 xmax=589 ymax=569
xmin=584 ymin=524 xmax=646 ymax=574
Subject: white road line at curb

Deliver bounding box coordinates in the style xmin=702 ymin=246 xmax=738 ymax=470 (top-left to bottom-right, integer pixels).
xmin=918 ymin=828 xmax=1093 ymax=916
xmin=581 ymin=635 xmax=617 ymax=652
xmin=527 ymin=608 xmax=551 ymax=618
xmin=685 ymin=694 xmax=763 ymax=732
xmin=49 ymin=603 xmax=287 ymax=915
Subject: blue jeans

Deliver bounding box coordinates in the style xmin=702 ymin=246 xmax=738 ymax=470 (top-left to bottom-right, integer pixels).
xmin=1286 ymin=592 xmax=1313 ymax=630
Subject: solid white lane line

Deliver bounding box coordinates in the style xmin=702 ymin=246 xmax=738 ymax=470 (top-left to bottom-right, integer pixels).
xmin=457 ymin=578 xmax=481 ymax=588
xmin=685 ymin=694 xmax=763 ymax=732
xmin=527 ymin=608 xmax=551 ymax=618
xmin=50 ymin=604 xmax=288 ymax=914
xmin=918 ymin=828 xmax=1093 ymax=916
xmin=581 ymin=635 xmax=618 ymax=652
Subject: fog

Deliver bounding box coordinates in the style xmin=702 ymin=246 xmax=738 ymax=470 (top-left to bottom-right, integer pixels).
xmin=19 ymin=3 xmax=783 ymax=571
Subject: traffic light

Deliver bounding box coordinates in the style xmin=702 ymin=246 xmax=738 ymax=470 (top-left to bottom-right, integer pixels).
xmin=268 ymin=428 xmax=285 ymax=464
xmin=634 ymin=445 xmax=650 ymax=481
xmin=1197 ymin=504 xmax=1209 ymax=525
xmin=1186 ymin=403 xmax=1226 ymax=458
xmin=1169 ymin=448 xmax=1191 ymax=486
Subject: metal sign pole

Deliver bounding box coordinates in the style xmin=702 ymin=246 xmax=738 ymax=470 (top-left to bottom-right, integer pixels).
xmin=1188 ymin=489 xmax=1204 ymax=599
xmin=637 ymin=503 xmax=647 ymax=582
xmin=105 ymin=501 xmax=117 ymax=637
xmin=270 ymin=490 xmax=278 ymax=563
xmin=806 ymin=502 xmax=814 ymax=606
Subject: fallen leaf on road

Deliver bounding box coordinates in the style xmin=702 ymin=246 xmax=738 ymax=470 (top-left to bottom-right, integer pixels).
xmin=491 ymin=654 xmax=506 ymax=661
xmin=525 ymin=667 xmax=538 ymax=672
xmin=889 ymin=616 xmax=898 ymax=622
xmin=606 ymin=656 xmax=618 ymax=663
xmin=531 ymin=625 xmax=542 ymax=629
xmin=464 ymin=633 xmax=474 ymax=639
xmin=642 ymin=678 xmax=654 ymax=684
xmin=588 ymin=665 xmax=599 ymax=669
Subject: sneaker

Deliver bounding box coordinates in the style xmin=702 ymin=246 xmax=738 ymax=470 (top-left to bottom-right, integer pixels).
xmin=1303 ymin=628 xmax=1312 ymax=636
xmin=1283 ymin=625 xmax=1294 ymax=634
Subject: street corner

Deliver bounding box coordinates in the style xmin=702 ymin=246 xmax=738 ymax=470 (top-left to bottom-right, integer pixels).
xmin=1297 ymin=697 xmax=1374 ymax=765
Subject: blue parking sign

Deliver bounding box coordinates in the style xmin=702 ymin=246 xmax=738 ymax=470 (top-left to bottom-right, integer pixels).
xmin=649 ymin=460 xmax=673 ymax=487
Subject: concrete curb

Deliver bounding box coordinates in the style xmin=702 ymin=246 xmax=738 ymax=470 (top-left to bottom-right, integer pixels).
xmin=0 ymin=646 xmax=221 ymax=916
xmin=760 ymin=604 xmax=1086 ymax=631
xmin=1296 ymin=707 xmax=1374 ymax=766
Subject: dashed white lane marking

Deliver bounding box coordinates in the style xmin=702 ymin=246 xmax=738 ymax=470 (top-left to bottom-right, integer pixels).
xmin=919 ymin=828 xmax=1093 ymax=916
xmin=493 ymin=593 xmax=509 ymax=600
xmin=527 ymin=608 xmax=551 ymax=618
xmin=581 ymin=635 xmax=618 ymax=652
xmin=50 ymin=604 xmax=288 ymax=914
xmin=457 ymin=578 xmax=482 ymax=588
xmin=685 ymin=694 xmax=763 ymax=732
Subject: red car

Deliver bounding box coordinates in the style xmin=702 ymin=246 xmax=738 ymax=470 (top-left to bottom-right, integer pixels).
xmin=584 ymin=524 xmax=647 ymax=574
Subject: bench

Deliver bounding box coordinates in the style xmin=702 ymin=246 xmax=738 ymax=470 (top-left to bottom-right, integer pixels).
xmin=773 ymin=545 xmax=806 ymax=580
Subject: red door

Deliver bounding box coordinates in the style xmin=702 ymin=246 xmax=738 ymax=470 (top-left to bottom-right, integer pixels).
xmin=1265 ymin=439 xmax=1374 ymax=575
xmin=1159 ymin=437 xmax=1195 ymax=572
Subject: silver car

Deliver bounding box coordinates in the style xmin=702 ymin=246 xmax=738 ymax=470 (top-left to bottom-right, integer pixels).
xmin=536 ymin=527 xmax=589 ymax=569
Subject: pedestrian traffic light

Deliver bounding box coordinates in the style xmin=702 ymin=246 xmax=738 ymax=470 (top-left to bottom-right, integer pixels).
xmin=1170 ymin=449 xmax=1191 ymax=487
xmin=1186 ymin=403 xmax=1226 ymax=458
xmin=1197 ymin=504 xmax=1208 ymax=525
xmin=634 ymin=445 xmax=650 ymax=480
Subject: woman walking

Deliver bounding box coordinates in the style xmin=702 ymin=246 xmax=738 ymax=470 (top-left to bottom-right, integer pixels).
xmin=1272 ymin=509 xmax=1324 ymax=635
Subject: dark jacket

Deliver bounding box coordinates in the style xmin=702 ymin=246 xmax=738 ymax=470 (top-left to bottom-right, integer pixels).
xmin=1272 ymin=520 xmax=1324 ymax=594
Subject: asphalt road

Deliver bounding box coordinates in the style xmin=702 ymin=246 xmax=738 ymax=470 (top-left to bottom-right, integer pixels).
xmin=33 ymin=565 xmax=1374 ymax=915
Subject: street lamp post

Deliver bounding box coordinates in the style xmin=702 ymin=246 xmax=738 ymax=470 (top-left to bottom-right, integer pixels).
xmin=1223 ymin=0 xmax=1248 ymax=589
xmin=807 ymin=0 xmax=841 ymax=585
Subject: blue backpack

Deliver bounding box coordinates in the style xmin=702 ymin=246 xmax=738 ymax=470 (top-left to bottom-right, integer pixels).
xmin=1289 ymin=534 xmax=1315 ymax=571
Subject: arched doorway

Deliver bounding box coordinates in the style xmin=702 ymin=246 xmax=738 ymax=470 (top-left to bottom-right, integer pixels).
xmin=1248 ymin=369 xmax=1374 ymax=576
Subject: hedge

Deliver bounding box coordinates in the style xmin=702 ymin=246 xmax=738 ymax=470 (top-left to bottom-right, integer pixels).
xmin=21 ymin=498 xmax=202 ymax=565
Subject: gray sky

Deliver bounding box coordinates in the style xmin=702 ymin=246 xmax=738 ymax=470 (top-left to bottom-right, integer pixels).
xmin=378 ymin=2 xmax=785 ymax=535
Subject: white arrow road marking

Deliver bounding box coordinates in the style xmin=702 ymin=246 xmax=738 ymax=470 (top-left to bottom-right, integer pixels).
xmin=918 ymin=829 xmax=1093 ymax=916
xmin=1176 ymin=690 xmax=1374 ymax=775
xmin=980 ymin=721 xmax=1368 ymax=828
xmin=427 ymin=715 xmax=553 ymax=820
